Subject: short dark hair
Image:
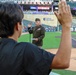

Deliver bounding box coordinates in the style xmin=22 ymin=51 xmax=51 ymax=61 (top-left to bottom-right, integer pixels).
xmin=0 ymin=2 xmax=24 ymax=38
xmin=35 ymin=18 xmax=40 ymax=21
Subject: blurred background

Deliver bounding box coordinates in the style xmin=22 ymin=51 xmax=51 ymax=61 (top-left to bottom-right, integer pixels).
xmin=0 ymin=0 xmax=76 ymax=75
xmin=0 ymin=0 xmax=76 ymax=48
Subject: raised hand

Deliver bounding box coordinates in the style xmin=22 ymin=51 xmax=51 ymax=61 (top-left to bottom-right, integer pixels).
xmin=54 ymin=1 xmax=72 ymax=28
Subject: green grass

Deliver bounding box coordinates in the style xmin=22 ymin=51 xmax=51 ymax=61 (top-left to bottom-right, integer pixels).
xmin=72 ymin=32 xmax=76 ymax=35
xmin=52 ymin=70 xmax=76 ymax=75
xmin=18 ymin=32 xmax=61 ymax=49
xmin=43 ymin=32 xmax=61 ymax=49
xmin=18 ymin=32 xmax=76 ymax=49
xmin=18 ymin=34 xmax=30 ymax=42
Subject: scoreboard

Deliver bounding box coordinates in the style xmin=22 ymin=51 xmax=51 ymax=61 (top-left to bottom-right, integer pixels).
xmin=20 ymin=4 xmax=52 ymax=11
xmin=20 ymin=4 xmax=59 ymax=11
xmin=18 ymin=0 xmax=59 ymax=11
xmin=16 ymin=0 xmax=59 ymax=11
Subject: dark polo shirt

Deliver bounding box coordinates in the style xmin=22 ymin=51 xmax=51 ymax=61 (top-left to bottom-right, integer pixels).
xmin=0 ymin=38 xmax=55 ymax=75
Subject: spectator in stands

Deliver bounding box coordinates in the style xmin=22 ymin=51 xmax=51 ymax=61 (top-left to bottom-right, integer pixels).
xmin=0 ymin=1 xmax=72 ymax=75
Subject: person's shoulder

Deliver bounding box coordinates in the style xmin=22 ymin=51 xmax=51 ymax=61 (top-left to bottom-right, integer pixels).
xmin=19 ymin=42 xmax=39 ymax=55
xmin=13 ymin=42 xmax=36 ymax=54
xmin=41 ymin=25 xmax=44 ymax=28
xmin=17 ymin=42 xmax=36 ymax=49
xmin=22 ymin=42 xmax=40 ymax=51
xmin=17 ymin=42 xmax=30 ymax=47
xmin=41 ymin=26 xmax=45 ymax=30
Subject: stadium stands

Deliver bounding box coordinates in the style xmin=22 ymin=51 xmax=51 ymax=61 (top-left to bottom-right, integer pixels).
xmin=67 ymin=1 xmax=76 ymax=8
xmin=22 ymin=20 xmax=57 ymax=32
xmin=0 ymin=0 xmax=76 ymax=32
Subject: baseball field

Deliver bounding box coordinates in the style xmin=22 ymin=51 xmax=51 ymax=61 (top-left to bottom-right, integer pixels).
xmin=18 ymin=32 xmax=76 ymax=75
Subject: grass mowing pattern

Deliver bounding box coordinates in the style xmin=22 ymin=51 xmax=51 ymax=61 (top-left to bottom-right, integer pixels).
xmin=53 ymin=70 xmax=76 ymax=75
xmin=43 ymin=32 xmax=61 ymax=49
xmin=18 ymin=32 xmax=61 ymax=49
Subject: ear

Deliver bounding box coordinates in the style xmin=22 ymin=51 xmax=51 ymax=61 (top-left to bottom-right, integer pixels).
xmin=15 ymin=22 xmax=21 ymax=31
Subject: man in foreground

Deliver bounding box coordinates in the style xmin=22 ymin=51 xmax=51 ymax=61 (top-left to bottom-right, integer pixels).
xmin=28 ymin=18 xmax=45 ymax=47
xmin=0 ymin=1 xmax=72 ymax=75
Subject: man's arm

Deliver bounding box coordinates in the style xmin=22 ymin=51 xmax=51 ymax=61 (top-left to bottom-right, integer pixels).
xmin=28 ymin=24 xmax=33 ymax=34
xmin=51 ymin=27 xmax=71 ymax=69
xmin=50 ymin=1 xmax=72 ymax=69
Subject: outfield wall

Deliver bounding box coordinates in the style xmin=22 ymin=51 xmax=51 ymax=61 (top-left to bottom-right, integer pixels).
xmin=24 ymin=14 xmax=57 ymax=26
